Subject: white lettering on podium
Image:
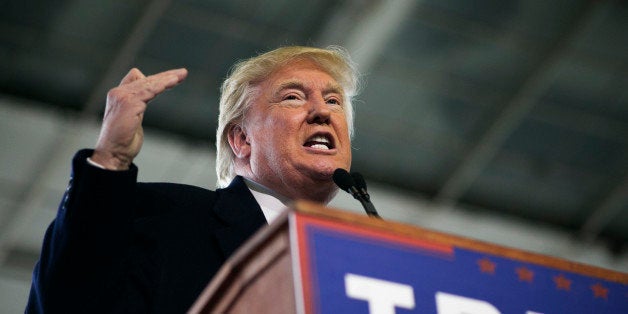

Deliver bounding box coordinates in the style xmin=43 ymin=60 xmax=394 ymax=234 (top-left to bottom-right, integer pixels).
xmin=344 ymin=275 xmax=545 ymax=314
xmin=344 ymin=273 xmax=415 ymax=314
xmin=435 ymin=292 xmax=501 ymax=314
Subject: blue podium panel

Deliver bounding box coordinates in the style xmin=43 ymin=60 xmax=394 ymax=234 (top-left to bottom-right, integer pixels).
xmin=292 ymin=214 xmax=628 ymax=314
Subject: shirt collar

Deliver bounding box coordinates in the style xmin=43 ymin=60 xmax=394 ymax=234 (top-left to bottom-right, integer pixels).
xmin=243 ymin=178 xmax=289 ymax=224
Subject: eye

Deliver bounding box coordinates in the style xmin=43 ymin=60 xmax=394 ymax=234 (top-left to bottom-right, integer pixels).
xmin=325 ymin=97 xmax=341 ymax=105
xmin=282 ymin=93 xmax=303 ymax=102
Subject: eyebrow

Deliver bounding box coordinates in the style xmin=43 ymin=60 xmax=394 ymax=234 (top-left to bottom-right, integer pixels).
xmin=272 ymin=80 xmax=344 ymax=98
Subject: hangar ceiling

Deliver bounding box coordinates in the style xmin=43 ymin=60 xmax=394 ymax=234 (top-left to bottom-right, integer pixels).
xmin=0 ymin=0 xmax=627 ymax=296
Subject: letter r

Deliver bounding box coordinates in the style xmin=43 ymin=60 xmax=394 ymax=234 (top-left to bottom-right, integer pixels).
xmin=435 ymin=292 xmax=501 ymax=314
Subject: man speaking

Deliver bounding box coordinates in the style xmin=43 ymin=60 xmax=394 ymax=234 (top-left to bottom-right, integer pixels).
xmin=26 ymin=46 xmax=360 ymax=313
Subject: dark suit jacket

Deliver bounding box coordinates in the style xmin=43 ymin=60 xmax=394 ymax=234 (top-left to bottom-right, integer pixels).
xmin=26 ymin=149 xmax=267 ymax=313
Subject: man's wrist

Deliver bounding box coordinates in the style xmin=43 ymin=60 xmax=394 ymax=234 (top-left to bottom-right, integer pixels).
xmin=90 ymin=151 xmax=132 ymax=171
xmin=86 ymin=157 xmax=107 ymax=169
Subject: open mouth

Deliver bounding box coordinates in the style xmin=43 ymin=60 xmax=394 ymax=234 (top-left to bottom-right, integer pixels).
xmin=304 ymin=134 xmax=334 ymax=150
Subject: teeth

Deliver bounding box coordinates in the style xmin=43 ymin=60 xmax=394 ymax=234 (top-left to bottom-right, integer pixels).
xmin=310 ymin=144 xmax=329 ymax=150
xmin=310 ymin=135 xmax=329 ymax=143
xmin=305 ymin=135 xmax=332 ymax=150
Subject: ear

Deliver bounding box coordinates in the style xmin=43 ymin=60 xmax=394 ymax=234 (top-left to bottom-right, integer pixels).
xmin=227 ymin=124 xmax=251 ymax=159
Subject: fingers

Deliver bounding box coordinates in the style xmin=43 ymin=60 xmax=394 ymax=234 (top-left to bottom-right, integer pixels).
xmin=120 ymin=67 xmax=187 ymax=88
xmin=95 ymin=68 xmax=188 ymax=170
xmin=155 ymin=68 xmax=188 ymax=83
xmin=152 ymin=68 xmax=188 ymax=91
xmin=119 ymin=68 xmax=146 ymax=85
xmin=131 ymin=68 xmax=188 ymax=101
xmin=113 ymin=68 xmax=188 ymax=104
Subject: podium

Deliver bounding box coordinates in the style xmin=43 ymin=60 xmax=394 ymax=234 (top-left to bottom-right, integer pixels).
xmin=189 ymin=201 xmax=628 ymax=313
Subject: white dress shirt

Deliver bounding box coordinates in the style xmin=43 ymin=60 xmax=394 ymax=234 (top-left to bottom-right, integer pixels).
xmin=243 ymin=178 xmax=289 ymax=224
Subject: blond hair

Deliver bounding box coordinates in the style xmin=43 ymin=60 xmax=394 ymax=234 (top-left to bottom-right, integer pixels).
xmin=215 ymin=46 xmax=360 ymax=187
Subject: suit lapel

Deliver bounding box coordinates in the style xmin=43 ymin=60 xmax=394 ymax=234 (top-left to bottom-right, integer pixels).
xmin=212 ymin=176 xmax=268 ymax=259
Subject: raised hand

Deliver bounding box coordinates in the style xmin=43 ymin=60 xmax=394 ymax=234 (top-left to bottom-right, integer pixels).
xmin=91 ymin=68 xmax=188 ymax=170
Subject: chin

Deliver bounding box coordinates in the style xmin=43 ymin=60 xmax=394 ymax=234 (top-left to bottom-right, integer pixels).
xmin=303 ymin=181 xmax=339 ymax=204
xmin=310 ymin=163 xmax=343 ymax=180
xmin=295 ymin=156 xmax=350 ymax=181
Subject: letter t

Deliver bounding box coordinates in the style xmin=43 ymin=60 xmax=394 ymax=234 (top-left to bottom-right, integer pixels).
xmin=345 ymin=273 xmax=415 ymax=314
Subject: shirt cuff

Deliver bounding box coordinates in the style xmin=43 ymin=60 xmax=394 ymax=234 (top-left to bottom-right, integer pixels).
xmin=86 ymin=157 xmax=107 ymax=169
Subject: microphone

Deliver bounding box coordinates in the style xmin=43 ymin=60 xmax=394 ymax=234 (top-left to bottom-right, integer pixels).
xmin=333 ymin=169 xmax=381 ymax=218
xmin=351 ymin=172 xmax=370 ymax=202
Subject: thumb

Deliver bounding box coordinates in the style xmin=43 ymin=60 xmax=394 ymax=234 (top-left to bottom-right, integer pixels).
xmin=119 ymin=68 xmax=146 ymax=86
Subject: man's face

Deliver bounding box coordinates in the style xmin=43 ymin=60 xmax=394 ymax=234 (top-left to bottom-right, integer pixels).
xmin=236 ymin=59 xmax=352 ymax=202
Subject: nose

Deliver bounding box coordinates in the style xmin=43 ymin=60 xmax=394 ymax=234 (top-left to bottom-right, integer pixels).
xmin=306 ymin=96 xmax=331 ymax=125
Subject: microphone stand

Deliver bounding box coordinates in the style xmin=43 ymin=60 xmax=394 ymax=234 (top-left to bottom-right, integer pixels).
xmin=334 ymin=169 xmax=381 ymax=219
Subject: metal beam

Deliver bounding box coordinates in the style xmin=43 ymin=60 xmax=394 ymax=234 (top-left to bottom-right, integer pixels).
xmin=578 ymin=57 xmax=628 ymax=241
xmin=165 ymin=3 xmax=283 ymax=47
xmin=83 ymin=0 xmax=173 ymax=115
xmin=579 ymin=174 xmax=628 ymax=242
xmin=0 ymin=0 xmax=171 ymax=267
xmin=434 ymin=1 xmax=601 ymax=204
xmin=317 ymin=0 xmax=418 ymax=72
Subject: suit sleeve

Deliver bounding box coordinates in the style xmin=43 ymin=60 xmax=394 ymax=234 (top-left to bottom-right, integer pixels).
xmin=26 ymin=149 xmax=140 ymax=313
